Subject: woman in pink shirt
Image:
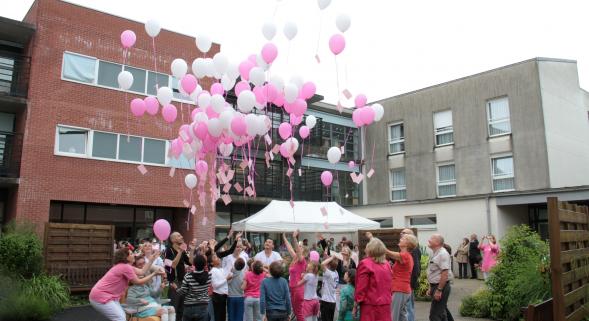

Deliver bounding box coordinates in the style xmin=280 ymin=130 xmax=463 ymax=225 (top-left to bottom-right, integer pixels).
xmin=242 ymin=260 xmax=266 ymax=321
xmin=89 ymin=247 xmax=162 ymax=321
xmin=283 ymin=231 xmax=307 ymax=321
xmin=354 ymin=237 xmax=392 ymax=321
xmin=478 ymin=234 xmax=500 ymax=280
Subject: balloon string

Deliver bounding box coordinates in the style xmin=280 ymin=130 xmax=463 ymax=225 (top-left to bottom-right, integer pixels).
xmin=335 ymin=56 xmax=341 ymax=112
xmin=370 ymin=139 xmax=376 ymax=170
xmin=152 ymin=38 xmax=158 ymax=86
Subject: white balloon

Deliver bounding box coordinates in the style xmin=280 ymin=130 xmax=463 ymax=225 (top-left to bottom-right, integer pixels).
xmin=193 ymin=112 xmax=209 ymax=123
xmin=208 ymin=118 xmax=223 ymax=137
xmin=262 ymin=21 xmax=277 ymax=41
xmin=182 ymin=143 xmax=194 ymax=159
xmin=157 ymin=86 xmax=173 ymax=106
xmin=285 ymin=137 xmax=299 ymax=153
xmin=269 ymin=75 xmax=285 ymax=92
xmin=227 ymin=62 xmax=240 ymax=81
xmin=371 ymin=103 xmax=384 ymax=122
xmin=192 ymin=58 xmax=207 ymax=79
xmin=219 ymin=109 xmax=234 ymax=129
xmin=256 ymin=115 xmax=269 ymax=135
xmin=221 ymin=75 xmax=235 ymax=91
xmin=289 ymin=75 xmax=304 ymax=91
xmin=336 ymin=14 xmax=351 ymax=33
xmin=197 ymin=92 xmax=211 ymax=108
xmin=191 ymin=139 xmax=203 ymax=153
xmin=327 ymin=146 xmax=342 ymax=164
xmin=184 ymin=173 xmax=197 ymax=189
xmin=245 ymin=114 xmax=258 ymax=136
xmin=203 ymin=58 xmax=215 ymax=78
xmin=189 ymin=85 xmax=203 ymax=103
xmin=171 ymin=58 xmax=188 ymax=79
xmin=317 ymin=0 xmax=331 ymax=10
xmin=284 ymin=83 xmax=299 ymax=103
xmin=283 ymin=21 xmax=298 ymax=40
xmin=305 ymin=115 xmax=317 ymax=129
xmin=117 ymin=71 xmax=133 ymax=90
xmin=249 ymin=67 xmax=265 ymax=87
xmin=145 ymin=19 xmax=161 ymax=38
xmin=218 ymin=143 xmax=234 ymax=157
xmin=256 ymin=54 xmax=269 ymax=71
xmin=196 ymin=34 xmax=212 ymax=53
xmin=237 ymin=90 xmax=256 ymax=113
xmin=211 ymin=94 xmax=226 ymax=113
xmin=213 ymin=53 xmax=229 ymax=75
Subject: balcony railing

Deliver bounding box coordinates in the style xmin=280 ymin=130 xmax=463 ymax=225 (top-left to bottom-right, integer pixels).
xmin=0 ymin=131 xmax=22 ymax=178
xmin=0 ymin=53 xmax=30 ymax=98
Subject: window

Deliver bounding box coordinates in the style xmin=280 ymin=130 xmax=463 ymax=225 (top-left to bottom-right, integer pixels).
xmin=409 ymin=215 xmax=437 ymax=227
xmin=119 ymin=135 xmax=142 ymax=162
xmin=388 ymin=122 xmax=405 ymax=154
xmin=57 ymin=126 xmax=88 ymax=155
xmin=487 ymin=97 xmax=511 ymax=136
xmin=143 ymin=138 xmax=166 ymax=164
xmin=92 ymin=131 xmax=117 ymax=159
xmin=62 ymin=52 xmax=96 ymax=83
xmin=125 ymin=66 xmax=146 ymax=93
xmin=374 ymin=217 xmax=393 ymax=228
xmin=147 ymin=71 xmax=170 ymax=95
xmin=171 ymin=77 xmax=184 ymax=99
xmin=434 ymin=110 xmax=453 ymax=146
xmin=390 ymin=168 xmax=406 ymax=201
xmin=97 ymin=61 xmax=121 ymax=88
xmin=437 ymin=164 xmax=456 ymax=197
xmin=492 ymin=156 xmax=515 ymax=191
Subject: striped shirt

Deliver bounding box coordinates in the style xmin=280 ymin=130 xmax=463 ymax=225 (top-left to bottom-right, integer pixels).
xmin=177 ymin=271 xmax=211 ymax=306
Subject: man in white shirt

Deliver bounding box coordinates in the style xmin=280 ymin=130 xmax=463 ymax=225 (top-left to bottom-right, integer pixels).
xmin=427 ymin=234 xmax=452 ymax=321
xmin=254 ymin=239 xmax=283 ymax=267
xmin=222 ymin=239 xmax=249 ymax=273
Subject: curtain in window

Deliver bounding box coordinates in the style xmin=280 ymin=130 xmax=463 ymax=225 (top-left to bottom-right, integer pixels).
xmin=438 ymin=165 xmax=455 ymax=182
xmin=392 ymin=190 xmax=406 ymax=201
xmin=436 ymin=132 xmax=453 ymax=145
xmin=391 ymin=169 xmax=405 ymax=187
xmin=390 ymin=124 xmax=403 ymax=140
xmin=492 ymin=157 xmax=513 ymax=176
xmin=434 ymin=110 xmax=452 ymax=130
xmin=488 ymin=98 xmax=510 ymax=121
xmin=63 ymin=53 xmax=96 ymax=83
xmin=493 ymin=178 xmax=514 ymax=191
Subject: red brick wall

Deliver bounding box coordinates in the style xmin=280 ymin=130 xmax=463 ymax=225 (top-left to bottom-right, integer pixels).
xmin=17 ymin=0 xmax=219 ymax=240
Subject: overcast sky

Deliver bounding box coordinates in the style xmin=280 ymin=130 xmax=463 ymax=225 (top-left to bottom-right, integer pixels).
xmin=3 ymin=0 xmax=589 ymax=105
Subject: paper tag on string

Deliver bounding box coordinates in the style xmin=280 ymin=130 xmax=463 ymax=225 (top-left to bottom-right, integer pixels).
xmin=245 ymin=186 xmax=254 ymax=197
xmin=367 ymin=168 xmax=375 ymax=178
xmin=342 ymin=89 xmax=352 ymax=99
xmin=269 ymin=152 xmax=274 ymax=161
xmin=350 ymin=172 xmax=358 ymax=181
xmin=315 ymin=54 xmax=321 ymax=63
xmin=266 ymin=158 xmax=270 ymax=168
xmin=324 ymin=222 xmax=329 ymax=230
xmin=137 ymin=164 xmax=147 ymax=175
xmin=183 ymin=199 xmax=190 ymax=208
xmin=202 ymin=216 xmax=208 ymax=226
xmin=298 ymin=168 xmax=302 ymax=176
xmin=320 ymin=206 xmax=328 ymax=216
xmin=226 ymin=170 xmax=235 ymax=182
xmin=234 ymin=183 xmax=243 ymax=193
xmin=223 ymin=183 xmax=231 ymax=193
xmin=222 ymin=194 xmax=232 ymax=205
xmin=248 ymin=175 xmax=253 ymax=185
xmin=340 ymin=146 xmax=345 ymax=154
xmin=355 ymin=173 xmax=365 ymax=184
xmin=264 ymin=134 xmax=272 ymax=145
xmin=190 ymin=205 xmax=197 ymax=214
xmin=337 ymin=102 xmax=343 ymax=113
xmin=239 ymin=160 xmax=248 ymax=170
xmin=286 ymin=168 xmax=293 ymax=177
xmin=169 ymin=167 xmax=176 ymax=177
xmin=289 ymin=157 xmax=296 ymax=164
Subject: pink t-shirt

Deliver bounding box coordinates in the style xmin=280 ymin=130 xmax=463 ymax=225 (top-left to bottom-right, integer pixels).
xmin=244 ymin=271 xmax=265 ymax=298
xmin=289 ymin=258 xmax=307 ymax=288
xmin=89 ymin=263 xmax=136 ymax=303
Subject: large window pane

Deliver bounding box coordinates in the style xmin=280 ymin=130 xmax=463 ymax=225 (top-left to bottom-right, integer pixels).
xmin=126 ymin=66 xmax=146 ymax=93
xmin=92 ymin=131 xmax=117 ymax=159
xmin=119 ymin=135 xmax=142 ymax=162
xmin=438 ymin=165 xmax=455 ymax=182
xmin=147 ymin=71 xmax=169 ymax=95
xmin=62 ymin=53 xmax=96 ymax=83
xmin=58 ymin=126 xmax=87 ymax=154
xmin=492 ymin=157 xmax=513 ymax=176
xmin=171 ymin=77 xmax=185 ymax=99
xmin=62 ymin=203 xmax=84 ymax=223
xmin=487 ymin=97 xmax=511 ymax=136
xmin=143 ymin=138 xmax=166 ymax=164
xmin=410 ymin=215 xmax=437 ymax=225
xmin=97 ymin=61 xmax=121 ymax=88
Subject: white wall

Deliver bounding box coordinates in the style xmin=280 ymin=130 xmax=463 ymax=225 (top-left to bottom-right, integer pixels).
xmin=538 ymin=61 xmax=589 ymax=188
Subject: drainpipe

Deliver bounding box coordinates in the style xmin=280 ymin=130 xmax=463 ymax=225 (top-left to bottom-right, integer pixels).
xmin=486 ymin=196 xmax=492 ymax=234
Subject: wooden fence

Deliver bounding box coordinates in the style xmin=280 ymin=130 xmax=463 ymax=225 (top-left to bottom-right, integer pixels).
xmin=357 ymin=228 xmax=418 ymax=259
xmin=44 ymin=223 xmax=114 ymax=292
xmin=547 ymin=197 xmax=589 ymax=321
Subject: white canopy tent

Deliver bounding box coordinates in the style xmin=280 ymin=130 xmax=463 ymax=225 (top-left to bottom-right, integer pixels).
xmin=231 ymin=200 xmax=379 ymax=232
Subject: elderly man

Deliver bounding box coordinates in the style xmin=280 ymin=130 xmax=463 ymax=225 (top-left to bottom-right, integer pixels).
xmin=427 ymin=234 xmax=452 ymax=321
xmin=400 ymin=229 xmax=421 ymax=321
xmin=254 ymin=239 xmax=283 ymax=267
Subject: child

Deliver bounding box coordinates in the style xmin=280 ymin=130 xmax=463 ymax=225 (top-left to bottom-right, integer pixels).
xmin=228 ymin=258 xmax=246 ymax=321
xmin=320 ymin=255 xmax=339 ymax=321
xmin=126 ymin=265 xmax=176 ymax=321
xmin=338 ymin=269 xmax=357 ymax=321
xmin=297 ymin=261 xmax=320 ymax=321
xmin=211 ymin=254 xmax=232 ymax=321
xmin=176 ymin=254 xmax=211 ymax=321
xmin=260 ymin=261 xmax=292 ymax=321
xmin=242 ymin=260 xmax=266 ymax=321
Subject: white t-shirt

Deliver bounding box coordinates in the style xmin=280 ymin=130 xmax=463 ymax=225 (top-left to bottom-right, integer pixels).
xmin=222 ymin=252 xmax=250 ymax=274
xmin=320 ymin=269 xmax=339 ymax=303
xmin=303 ymin=273 xmax=319 ymax=300
xmin=211 ymin=267 xmax=229 ymax=295
xmin=254 ymin=251 xmax=282 ymax=266
xmin=144 ymin=256 xmax=164 ymax=294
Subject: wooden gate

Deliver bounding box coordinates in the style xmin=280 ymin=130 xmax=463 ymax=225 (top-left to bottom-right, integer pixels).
xmin=44 ymin=223 xmax=114 ymax=292
xmin=548 ymin=197 xmax=589 ymax=321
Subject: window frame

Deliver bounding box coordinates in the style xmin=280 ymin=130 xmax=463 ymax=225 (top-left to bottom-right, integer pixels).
xmin=54 ymin=125 xmax=90 ymax=158
xmin=486 ymin=96 xmax=511 ymax=137
xmin=388 ymin=121 xmax=405 ymax=155
xmin=433 ymin=110 xmax=454 ymax=147
xmin=389 ymin=168 xmax=407 ymax=202
xmin=407 ymin=214 xmax=437 ymax=230
xmin=490 ymin=155 xmax=515 ymax=192
xmin=436 ymin=163 xmax=456 ymax=198
xmin=61 ymin=52 xmax=98 ymax=84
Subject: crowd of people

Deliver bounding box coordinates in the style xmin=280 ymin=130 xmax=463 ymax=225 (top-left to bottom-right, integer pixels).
xmin=92 ymin=228 xmax=500 ymax=321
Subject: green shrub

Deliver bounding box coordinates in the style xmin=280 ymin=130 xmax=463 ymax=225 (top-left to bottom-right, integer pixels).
xmin=486 ymin=225 xmax=551 ymax=320
xmin=0 ymin=292 xmax=53 ymax=321
xmin=415 ymin=251 xmax=430 ymax=301
xmin=460 ymin=288 xmax=492 ymax=318
xmin=0 ymin=221 xmax=43 ymax=278
xmin=21 ymin=274 xmax=70 ymax=312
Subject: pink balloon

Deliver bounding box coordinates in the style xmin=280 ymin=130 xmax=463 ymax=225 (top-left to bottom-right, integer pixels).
xmin=264 ymin=84 xmax=278 ymax=102
xmin=299 ymin=125 xmax=310 ymax=139
xmin=170 ymin=138 xmax=183 ymax=157
xmin=291 ymin=98 xmax=308 ymax=117
xmin=210 ymin=82 xmax=224 ymax=95
xmin=321 ymin=170 xmax=333 ymax=186
xmin=153 ymin=219 xmax=171 ymax=241
xmin=231 ymin=115 xmax=247 ymax=136
xmin=290 ymin=114 xmax=302 ymax=126
xmin=120 ymin=30 xmax=136 ymax=49
xmin=194 ymin=122 xmax=209 ymax=140
xmin=205 ymin=108 xmax=219 ymax=119
xmin=162 ymin=104 xmax=177 ymax=123
xmin=300 ymin=81 xmax=317 ymax=100
xmin=273 ymin=93 xmax=285 ymax=107
xmin=279 ymin=143 xmax=291 ymax=158
xmin=179 ymin=125 xmax=193 ymax=143
xmin=238 ymin=60 xmax=255 ymax=81
xmin=283 ymin=101 xmax=293 ymax=114
xmin=261 ymin=42 xmax=278 ymax=64
xmin=181 ymin=74 xmax=198 ymax=94
xmin=309 ymin=251 xmax=320 ymax=262
xmin=191 ymin=107 xmax=203 ymax=119
xmin=355 ymin=94 xmax=367 ymax=108
xmin=348 ymin=161 xmax=356 ymax=169
xmin=278 ymin=122 xmax=292 ymax=140
xmin=352 ymin=109 xmax=364 ymax=127
xmin=130 ymin=98 xmax=146 ymax=117
xmin=234 ymin=80 xmax=250 ymax=96
xmin=329 ymin=34 xmax=346 ymax=55
xmin=360 ymin=106 xmax=375 ymax=125
xmin=253 ymin=86 xmax=267 ymax=105
xmin=195 ymin=160 xmax=209 ymax=176
xmin=144 ymin=96 xmax=159 ymax=115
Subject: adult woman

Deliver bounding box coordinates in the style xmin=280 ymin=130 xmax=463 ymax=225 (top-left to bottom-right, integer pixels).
xmin=90 ymin=247 xmax=162 ymax=321
xmin=283 ymin=231 xmax=307 ymax=321
xmin=385 ymin=234 xmax=417 ymax=321
xmin=454 ymin=238 xmax=470 ymax=279
xmin=354 ymin=238 xmax=392 ymax=321
xmin=479 ymin=234 xmax=500 ymax=280
xmin=126 ymin=264 xmax=175 ymax=321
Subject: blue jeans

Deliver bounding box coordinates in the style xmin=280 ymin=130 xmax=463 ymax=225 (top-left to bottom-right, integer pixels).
xmin=407 ymin=291 xmax=415 ymax=321
xmin=183 ymin=304 xmax=210 ymax=321
xmin=228 ymin=297 xmax=245 ymax=321
xmin=266 ymin=309 xmax=288 ymax=321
